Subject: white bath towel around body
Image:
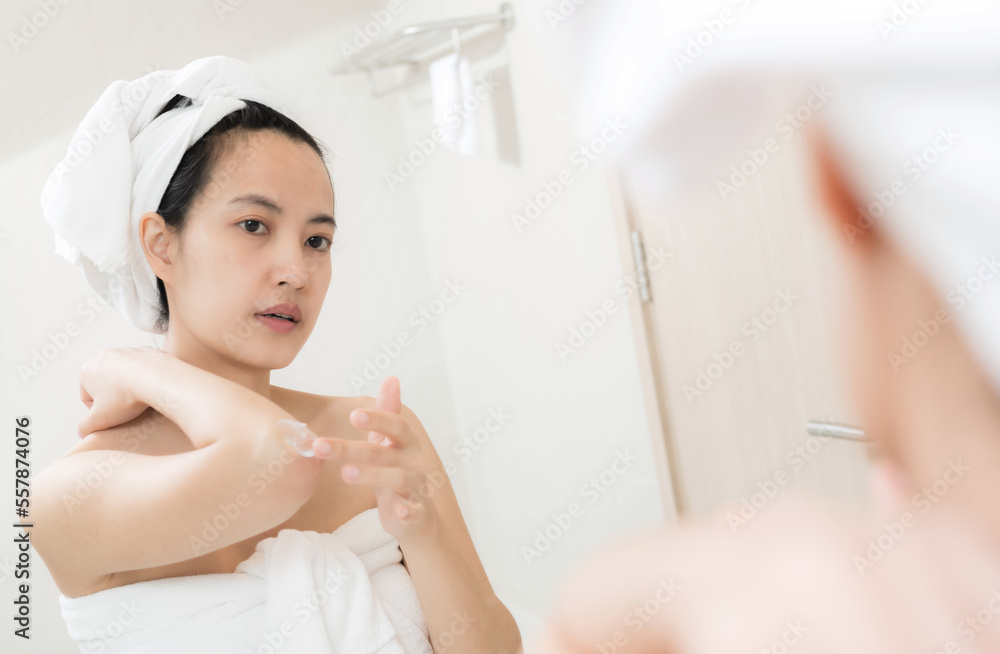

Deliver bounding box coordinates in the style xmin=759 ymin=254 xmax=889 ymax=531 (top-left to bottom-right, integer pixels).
xmin=58 ymin=508 xmax=433 ymax=653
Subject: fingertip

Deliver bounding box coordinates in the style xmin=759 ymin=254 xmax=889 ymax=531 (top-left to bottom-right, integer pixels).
xmin=375 ymin=380 xmax=400 ymax=413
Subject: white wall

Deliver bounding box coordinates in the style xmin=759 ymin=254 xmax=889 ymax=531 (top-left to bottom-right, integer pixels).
xmin=1 ymin=1 xmax=668 ymax=651
xmin=381 ymin=0 xmax=670 ymax=637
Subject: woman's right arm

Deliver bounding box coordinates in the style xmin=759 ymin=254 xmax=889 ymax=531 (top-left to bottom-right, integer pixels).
xmin=30 ymin=348 xmax=324 ymax=585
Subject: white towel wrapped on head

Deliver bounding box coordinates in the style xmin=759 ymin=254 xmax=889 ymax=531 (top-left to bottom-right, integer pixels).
xmin=58 ymin=508 xmax=433 ymax=653
xmin=39 ymin=55 xmax=291 ymax=335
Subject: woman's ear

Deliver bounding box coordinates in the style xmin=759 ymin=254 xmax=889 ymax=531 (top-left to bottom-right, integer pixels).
xmin=139 ymin=211 xmax=174 ymax=281
xmin=808 ymin=125 xmax=883 ymax=251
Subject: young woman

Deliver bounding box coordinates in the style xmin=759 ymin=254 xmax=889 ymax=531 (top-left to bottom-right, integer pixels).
xmin=32 ymin=60 xmax=521 ymax=653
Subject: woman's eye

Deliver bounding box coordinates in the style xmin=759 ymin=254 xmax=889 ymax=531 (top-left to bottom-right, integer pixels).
xmin=238 ymin=219 xmax=267 ymax=235
xmin=238 ymin=220 xmax=330 ymax=251
xmin=308 ymin=236 xmax=333 ymax=252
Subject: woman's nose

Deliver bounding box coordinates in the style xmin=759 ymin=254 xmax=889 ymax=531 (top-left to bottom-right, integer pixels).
xmin=275 ymin=245 xmax=308 ymax=288
xmin=277 ymin=267 xmax=304 ymax=287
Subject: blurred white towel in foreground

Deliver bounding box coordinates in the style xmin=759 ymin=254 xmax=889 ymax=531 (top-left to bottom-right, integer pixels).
xmin=539 ymin=0 xmax=1000 ymax=400
xmin=58 ymin=508 xmax=433 ymax=654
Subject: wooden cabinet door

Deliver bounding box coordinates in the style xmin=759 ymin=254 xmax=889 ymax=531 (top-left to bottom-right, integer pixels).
xmin=605 ymin=133 xmax=872 ymax=520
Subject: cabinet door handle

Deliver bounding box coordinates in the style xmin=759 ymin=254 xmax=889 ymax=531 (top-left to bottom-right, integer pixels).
xmin=805 ymin=420 xmax=868 ymax=442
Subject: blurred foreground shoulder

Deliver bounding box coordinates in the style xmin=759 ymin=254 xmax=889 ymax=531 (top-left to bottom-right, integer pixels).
xmin=545 ymin=495 xmax=886 ymax=653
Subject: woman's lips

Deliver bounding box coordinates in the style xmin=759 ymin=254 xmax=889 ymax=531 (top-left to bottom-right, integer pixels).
xmin=255 ymin=313 xmax=298 ymax=333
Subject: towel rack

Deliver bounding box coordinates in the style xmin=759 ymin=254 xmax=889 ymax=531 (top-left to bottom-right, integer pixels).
xmin=329 ymin=3 xmax=514 ymax=88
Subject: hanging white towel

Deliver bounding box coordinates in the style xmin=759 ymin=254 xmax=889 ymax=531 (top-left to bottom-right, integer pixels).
xmin=429 ymin=52 xmax=480 ymax=155
xmin=58 ymin=508 xmax=433 ymax=653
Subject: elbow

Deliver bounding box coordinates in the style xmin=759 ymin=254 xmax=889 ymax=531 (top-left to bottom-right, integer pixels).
xmin=247 ymin=422 xmax=324 ymax=511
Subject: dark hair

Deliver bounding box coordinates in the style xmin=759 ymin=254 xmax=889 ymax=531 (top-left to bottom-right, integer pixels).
xmin=149 ymin=94 xmax=331 ymax=333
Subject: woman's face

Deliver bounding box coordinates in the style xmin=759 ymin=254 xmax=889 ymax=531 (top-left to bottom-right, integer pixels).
xmin=157 ymin=129 xmax=335 ymax=369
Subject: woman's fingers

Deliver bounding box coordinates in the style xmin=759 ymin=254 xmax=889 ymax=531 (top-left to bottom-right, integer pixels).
xmin=80 ymin=380 xmax=93 ymax=408
xmin=367 ymin=376 xmax=403 ymax=446
xmin=350 ymin=408 xmax=411 ymax=447
xmin=77 ymin=409 xmax=99 ymax=439
xmin=338 ymin=463 xmax=412 ymax=494
xmin=376 ymin=375 xmax=402 ymax=414
xmin=312 ymin=437 xmax=404 ymax=466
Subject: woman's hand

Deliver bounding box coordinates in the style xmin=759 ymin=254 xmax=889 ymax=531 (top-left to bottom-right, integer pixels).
xmin=310 ymin=375 xmax=441 ymax=542
xmin=77 ymin=346 xmax=164 ymax=438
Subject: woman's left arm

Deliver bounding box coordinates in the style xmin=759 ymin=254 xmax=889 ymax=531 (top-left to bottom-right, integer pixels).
xmin=393 ymin=427 xmax=523 ymax=654
xmin=311 ymin=376 xmax=523 ymax=654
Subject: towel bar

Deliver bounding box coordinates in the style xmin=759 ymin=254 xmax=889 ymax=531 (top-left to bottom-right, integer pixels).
xmin=330 ymin=3 xmax=514 ymax=77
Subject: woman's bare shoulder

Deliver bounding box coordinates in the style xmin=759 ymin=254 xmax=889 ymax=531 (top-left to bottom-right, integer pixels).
xmin=269 ymin=386 xmax=374 ymax=436
xmin=548 ymin=495 xmax=884 ymax=651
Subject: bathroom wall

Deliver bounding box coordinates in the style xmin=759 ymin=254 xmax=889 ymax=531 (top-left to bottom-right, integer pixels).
xmin=344 ymin=0 xmax=673 ymax=637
